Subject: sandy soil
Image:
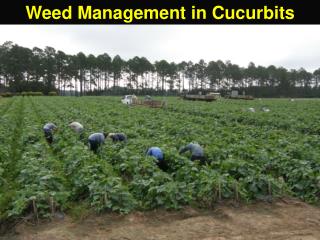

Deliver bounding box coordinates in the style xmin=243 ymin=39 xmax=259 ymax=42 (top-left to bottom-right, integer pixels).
xmin=2 ymin=198 xmax=320 ymax=240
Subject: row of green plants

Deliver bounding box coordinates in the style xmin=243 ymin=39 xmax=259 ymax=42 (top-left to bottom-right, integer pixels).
xmin=168 ymin=98 xmax=320 ymax=135
xmin=37 ymin=97 xmax=318 ymax=204
xmin=0 ymin=96 xmax=319 ymax=224
xmin=29 ymin=97 xmax=136 ymax=214
xmin=58 ymin=97 xmax=319 ymax=204
xmin=0 ymin=97 xmax=26 ymax=225
xmin=0 ymin=92 xmax=58 ymax=97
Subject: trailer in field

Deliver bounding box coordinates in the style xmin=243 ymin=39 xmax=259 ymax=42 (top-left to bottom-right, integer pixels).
xmin=121 ymin=95 xmax=166 ymax=108
xmin=225 ymin=90 xmax=254 ymax=100
xmin=181 ymin=92 xmax=219 ymax=102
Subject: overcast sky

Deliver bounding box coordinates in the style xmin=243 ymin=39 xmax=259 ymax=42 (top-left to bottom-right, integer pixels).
xmin=1 ymin=25 xmax=319 ymax=72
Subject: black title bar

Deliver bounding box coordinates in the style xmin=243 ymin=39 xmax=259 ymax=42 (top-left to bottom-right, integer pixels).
xmin=1 ymin=0 xmax=318 ymax=24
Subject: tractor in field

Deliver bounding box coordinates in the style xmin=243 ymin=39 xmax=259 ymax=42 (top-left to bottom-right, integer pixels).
xmin=121 ymin=95 xmax=138 ymax=105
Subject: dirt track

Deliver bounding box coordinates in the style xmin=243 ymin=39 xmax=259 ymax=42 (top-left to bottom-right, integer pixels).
xmin=2 ymin=198 xmax=320 ymax=240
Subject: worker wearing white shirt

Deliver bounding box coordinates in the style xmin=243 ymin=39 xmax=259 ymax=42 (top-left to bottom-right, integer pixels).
xmin=69 ymin=121 xmax=84 ymax=134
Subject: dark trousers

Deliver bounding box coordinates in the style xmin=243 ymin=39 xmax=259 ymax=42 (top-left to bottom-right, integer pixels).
xmin=44 ymin=130 xmax=53 ymax=144
xmin=79 ymin=132 xmax=85 ymax=141
xmin=191 ymin=155 xmax=207 ymax=165
xmin=157 ymin=159 xmax=168 ymax=171
xmin=89 ymin=139 xmax=100 ymax=153
xmin=111 ymin=134 xmax=127 ymax=142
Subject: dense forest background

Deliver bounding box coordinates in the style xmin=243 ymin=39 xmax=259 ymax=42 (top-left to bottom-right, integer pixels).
xmin=1 ymin=41 xmax=320 ymax=97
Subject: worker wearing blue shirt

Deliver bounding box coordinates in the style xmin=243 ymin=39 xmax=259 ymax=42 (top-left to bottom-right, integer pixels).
xmin=179 ymin=142 xmax=207 ymax=164
xmin=43 ymin=123 xmax=57 ymax=144
xmin=88 ymin=132 xmax=106 ymax=153
xmin=146 ymin=147 xmax=167 ymax=171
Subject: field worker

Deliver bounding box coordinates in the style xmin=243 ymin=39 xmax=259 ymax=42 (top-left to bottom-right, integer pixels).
xmin=69 ymin=121 xmax=84 ymax=134
xmin=146 ymin=147 xmax=168 ymax=171
xmin=43 ymin=122 xmax=57 ymax=144
xmin=88 ymin=132 xmax=106 ymax=153
xmin=248 ymin=107 xmax=255 ymax=112
xmin=261 ymin=107 xmax=270 ymax=112
xmin=179 ymin=142 xmax=206 ymax=164
xmin=107 ymin=133 xmax=127 ymax=143
xmin=69 ymin=121 xmax=85 ymax=140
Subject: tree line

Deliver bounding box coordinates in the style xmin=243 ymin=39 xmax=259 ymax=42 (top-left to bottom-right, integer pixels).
xmin=1 ymin=41 xmax=320 ymax=97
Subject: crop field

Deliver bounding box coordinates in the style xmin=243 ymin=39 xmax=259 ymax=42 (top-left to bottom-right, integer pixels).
xmin=0 ymin=96 xmax=319 ymax=225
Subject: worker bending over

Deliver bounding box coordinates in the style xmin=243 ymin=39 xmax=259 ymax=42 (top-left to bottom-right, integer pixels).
xmin=179 ymin=142 xmax=206 ymax=164
xmin=107 ymin=133 xmax=127 ymax=143
xmin=88 ymin=132 xmax=106 ymax=153
xmin=69 ymin=121 xmax=84 ymax=133
xmin=69 ymin=121 xmax=84 ymax=139
xmin=146 ymin=147 xmax=168 ymax=171
xmin=43 ymin=122 xmax=57 ymax=144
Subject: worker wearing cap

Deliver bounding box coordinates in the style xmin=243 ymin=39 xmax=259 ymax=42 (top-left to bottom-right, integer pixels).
xmin=69 ymin=121 xmax=84 ymax=139
xmin=179 ymin=142 xmax=206 ymax=164
xmin=69 ymin=121 xmax=83 ymax=133
xmin=43 ymin=122 xmax=57 ymax=144
xmin=88 ymin=132 xmax=107 ymax=153
xmin=107 ymin=133 xmax=127 ymax=143
xmin=146 ymin=147 xmax=167 ymax=171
